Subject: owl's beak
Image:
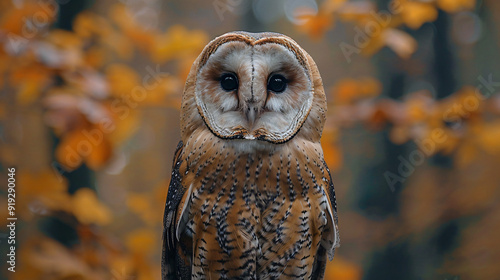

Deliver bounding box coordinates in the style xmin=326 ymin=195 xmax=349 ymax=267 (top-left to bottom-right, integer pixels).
xmin=246 ymin=104 xmax=258 ymax=125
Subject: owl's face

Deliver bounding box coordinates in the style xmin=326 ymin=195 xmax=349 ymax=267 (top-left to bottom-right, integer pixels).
xmin=181 ymin=32 xmax=327 ymax=146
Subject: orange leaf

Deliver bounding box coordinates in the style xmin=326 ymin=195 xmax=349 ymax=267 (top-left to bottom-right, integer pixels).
xmin=321 ymin=129 xmax=342 ymax=171
xmin=125 ymin=229 xmax=156 ymax=255
xmin=106 ymin=64 xmax=140 ymax=97
xmin=109 ymin=4 xmax=156 ymax=52
xmin=333 ymin=79 xmax=359 ymax=104
xmin=297 ymin=12 xmax=334 ymax=40
xmin=72 ymin=188 xmax=112 ymax=225
xmin=55 ymin=125 xmax=113 ymax=170
xmin=85 ymin=135 xmax=113 ymax=169
xmin=55 ymin=129 xmax=87 ymax=170
xmin=476 ymin=121 xmax=500 ymax=154
xmin=152 ymin=25 xmax=208 ymax=63
xmin=455 ymin=140 xmax=478 ymax=167
xmin=17 ymin=81 xmax=41 ymax=105
xmin=0 ymin=3 xmax=56 ymax=36
xmin=400 ymin=1 xmax=438 ymax=29
xmin=437 ymin=0 xmax=476 ymax=13
xmin=325 ymin=257 xmax=362 ymax=280
xmin=332 ymin=77 xmax=381 ymax=104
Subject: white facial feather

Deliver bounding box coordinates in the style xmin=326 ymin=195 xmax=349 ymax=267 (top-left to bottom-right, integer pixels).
xmin=193 ymin=40 xmax=315 ymax=145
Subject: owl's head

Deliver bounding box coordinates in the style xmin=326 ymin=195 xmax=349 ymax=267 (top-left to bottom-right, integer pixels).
xmin=180 ymin=32 xmax=327 ymax=146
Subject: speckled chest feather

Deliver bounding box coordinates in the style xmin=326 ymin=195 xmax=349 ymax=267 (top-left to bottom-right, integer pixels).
xmin=163 ymin=132 xmax=338 ymax=280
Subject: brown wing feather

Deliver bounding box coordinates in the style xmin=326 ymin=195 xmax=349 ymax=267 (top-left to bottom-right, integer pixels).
xmin=162 ymin=140 xmax=190 ymax=280
xmin=322 ymin=159 xmax=340 ymax=260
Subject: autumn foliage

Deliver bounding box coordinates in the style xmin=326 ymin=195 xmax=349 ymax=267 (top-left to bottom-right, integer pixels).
xmin=1 ymin=0 xmax=498 ymax=279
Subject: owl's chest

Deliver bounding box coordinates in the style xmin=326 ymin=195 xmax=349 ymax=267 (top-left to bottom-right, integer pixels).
xmin=181 ymin=149 xmax=330 ymax=234
xmin=180 ymin=152 xmax=330 ymax=278
xmin=183 ymin=150 xmax=323 ymax=211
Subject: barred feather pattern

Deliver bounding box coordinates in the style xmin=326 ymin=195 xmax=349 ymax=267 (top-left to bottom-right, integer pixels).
xmin=163 ymin=128 xmax=339 ymax=279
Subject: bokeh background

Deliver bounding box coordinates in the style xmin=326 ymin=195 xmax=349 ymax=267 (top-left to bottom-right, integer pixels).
xmin=1 ymin=0 xmax=500 ymax=279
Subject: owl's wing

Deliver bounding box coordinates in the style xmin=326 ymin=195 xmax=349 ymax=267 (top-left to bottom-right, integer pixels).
xmin=162 ymin=140 xmax=189 ymax=280
xmin=322 ymin=159 xmax=340 ymax=260
xmin=309 ymin=159 xmax=341 ymax=280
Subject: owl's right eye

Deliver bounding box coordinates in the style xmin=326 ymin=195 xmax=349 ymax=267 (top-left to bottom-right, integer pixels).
xmin=220 ymin=73 xmax=239 ymax=91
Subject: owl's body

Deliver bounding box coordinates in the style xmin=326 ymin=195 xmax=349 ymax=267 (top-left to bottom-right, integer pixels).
xmin=163 ymin=32 xmax=339 ymax=280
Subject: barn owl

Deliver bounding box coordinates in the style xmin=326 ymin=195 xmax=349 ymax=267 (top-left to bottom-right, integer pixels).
xmin=162 ymin=31 xmax=339 ymax=280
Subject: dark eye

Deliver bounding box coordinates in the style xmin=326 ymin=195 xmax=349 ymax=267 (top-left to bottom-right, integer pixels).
xmin=220 ymin=73 xmax=238 ymax=91
xmin=267 ymin=74 xmax=288 ymax=93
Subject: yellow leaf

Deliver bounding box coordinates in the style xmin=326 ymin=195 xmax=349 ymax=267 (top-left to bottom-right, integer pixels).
xmin=332 ymin=77 xmax=381 ymax=104
xmin=125 ymin=229 xmax=156 ymax=255
xmin=400 ymin=1 xmax=438 ymax=29
xmin=142 ymin=75 xmax=183 ymax=107
xmin=11 ymin=63 xmax=52 ymax=88
xmin=127 ymin=184 xmax=167 ymax=226
xmin=321 ymin=129 xmax=342 ymax=171
xmin=333 ymin=78 xmax=359 ymax=104
xmin=152 ymin=25 xmax=208 ymax=63
xmin=127 ymin=193 xmax=154 ymax=223
xmin=437 ymin=0 xmax=476 ymax=13
xmin=105 ymin=104 xmax=140 ymax=145
xmin=297 ymin=12 xmax=334 ymax=40
xmin=359 ymin=29 xmax=386 ymax=57
xmin=85 ymin=135 xmax=113 ymax=169
xmin=456 ymin=140 xmax=478 ymax=167
xmin=109 ymin=4 xmax=156 ymax=52
xmin=325 ymin=257 xmax=362 ymax=280
xmin=74 ymin=12 xmax=114 ymax=39
xmin=406 ymin=92 xmax=431 ymax=123
xmin=72 ymin=188 xmax=112 ymax=225
xmin=17 ymin=171 xmax=66 ymax=194
xmin=84 ymin=46 xmax=107 ymax=68
xmin=106 ymin=64 xmax=140 ymax=97
xmin=320 ymin=0 xmax=347 ymax=13
xmin=14 ymin=236 xmax=106 ymax=280
xmin=104 ymin=33 xmax=134 ymax=60
xmin=0 ymin=3 xmax=56 ymax=36
xmin=358 ymin=77 xmax=382 ymax=98
xmin=17 ymin=81 xmax=41 ymax=105
xmin=389 ymin=125 xmax=410 ymax=144
xmin=427 ymin=127 xmax=459 ymax=155
xmin=337 ymin=1 xmax=375 ymax=23
xmin=476 ymin=121 xmax=500 ymax=154
xmin=17 ymin=169 xmax=71 ymax=217
xmin=55 ymin=126 xmax=113 ymax=170
xmin=46 ymin=29 xmax=82 ymax=49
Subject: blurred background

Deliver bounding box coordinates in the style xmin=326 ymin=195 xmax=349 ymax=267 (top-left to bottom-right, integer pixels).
xmin=1 ymin=0 xmax=499 ymax=279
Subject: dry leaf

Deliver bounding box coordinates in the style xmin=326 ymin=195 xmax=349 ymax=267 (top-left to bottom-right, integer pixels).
xmin=297 ymin=12 xmax=334 ymax=40
xmin=324 ymin=257 xmax=362 ymax=280
xmin=125 ymin=229 xmax=156 ymax=255
xmin=321 ymin=128 xmax=342 ymax=171
xmin=400 ymin=1 xmax=438 ymax=29
xmin=72 ymin=188 xmax=112 ymax=225
xmin=437 ymin=0 xmax=476 ymax=13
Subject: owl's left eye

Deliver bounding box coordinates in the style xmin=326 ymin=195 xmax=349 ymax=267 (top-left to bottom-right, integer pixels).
xmin=267 ymin=74 xmax=288 ymax=93
xmin=220 ymin=73 xmax=239 ymax=91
